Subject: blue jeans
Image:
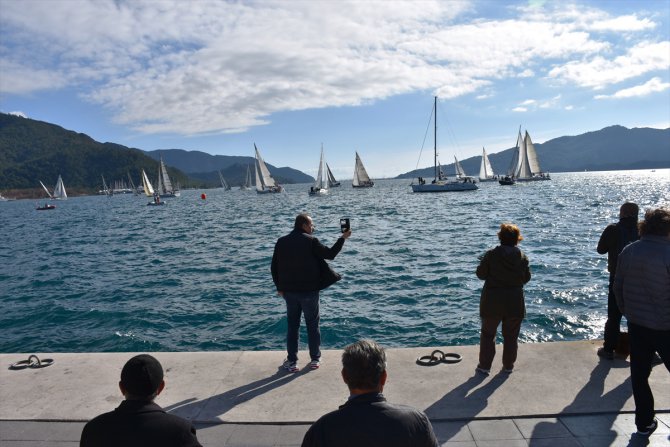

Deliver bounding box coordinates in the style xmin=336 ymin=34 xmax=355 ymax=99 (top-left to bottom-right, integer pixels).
xmin=628 ymin=321 xmax=670 ymax=430
xmin=283 ymin=291 xmax=321 ymax=362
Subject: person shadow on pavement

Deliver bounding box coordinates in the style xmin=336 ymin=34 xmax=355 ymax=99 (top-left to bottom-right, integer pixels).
xmin=528 ymin=360 xmax=633 ymax=446
xmin=424 ymin=371 xmax=509 ymax=441
xmin=162 ymin=366 xmax=304 ymax=422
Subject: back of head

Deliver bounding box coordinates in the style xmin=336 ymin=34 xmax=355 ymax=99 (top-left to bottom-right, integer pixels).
xmin=498 ymin=223 xmax=523 ymax=247
xmin=121 ymin=354 xmax=164 ymax=400
xmin=639 ymin=207 xmax=670 ymax=237
xmin=342 ymin=339 xmax=386 ymax=390
xmin=294 ymin=213 xmax=311 ymax=230
xmin=619 ymin=202 xmax=639 ymax=219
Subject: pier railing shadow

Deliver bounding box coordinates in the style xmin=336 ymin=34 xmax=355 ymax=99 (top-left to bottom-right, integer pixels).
xmin=163 ymin=367 xmax=303 ymax=422
xmin=425 ymin=371 xmax=509 ymax=441
xmin=528 ymin=359 xmax=632 ymax=446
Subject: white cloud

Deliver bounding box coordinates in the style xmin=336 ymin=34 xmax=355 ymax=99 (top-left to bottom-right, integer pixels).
xmin=548 ymin=41 xmax=670 ymax=89
xmin=513 ymin=107 xmax=528 ymax=112
xmin=0 ymin=0 xmax=667 ymax=136
xmin=8 ymin=111 xmax=27 ymax=118
xmin=594 ymin=77 xmax=670 ymax=99
xmin=565 ymin=105 xmax=574 ymax=110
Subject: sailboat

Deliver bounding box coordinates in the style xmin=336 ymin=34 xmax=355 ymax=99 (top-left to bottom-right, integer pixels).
xmin=127 ymin=172 xmax=139 ymax=195
xmin=100 ymin=175 xmax=112 ymax=196
xmin=326 ymin=163 xmax=340 ymax=187
xmin=309 ymin=146 xmax=329 ymax=196
xmin=352 ymin=152 xmax=374 ymax=188
xmin=39 ymin=175 xmax=68 ymax=200
xmin=141 ymin=169 xmax=155 ymax=197
xmin=506 ymin=129 xmax=551 ymax=182
xmin=254 ymin=144 xmax=283 ymax=194
xmin=157 ymin=156 xmax=181 ymax=197
xmin=218 ymin=171 xmax=231 ymax=190
xmin=411 ymin=97 xmax=478 ymax=192
xmin=478 ymin=148 xmax=498 ymax=182
xmin=454 ymin=156 xmax=477 ymax=182
xmin=240 ymin=165 xmax=252 ymax=190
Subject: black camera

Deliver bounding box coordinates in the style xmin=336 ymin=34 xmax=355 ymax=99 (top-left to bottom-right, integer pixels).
xmin=340 ymin=217 xmax=350 ymax=233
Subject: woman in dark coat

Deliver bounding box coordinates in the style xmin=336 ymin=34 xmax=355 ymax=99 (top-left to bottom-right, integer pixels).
xmin=475 ymin=223 xmax=531 ymax=374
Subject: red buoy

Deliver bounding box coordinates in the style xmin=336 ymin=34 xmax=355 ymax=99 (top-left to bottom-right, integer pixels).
xmin=201 ymin=193 xmax=206 ymax=200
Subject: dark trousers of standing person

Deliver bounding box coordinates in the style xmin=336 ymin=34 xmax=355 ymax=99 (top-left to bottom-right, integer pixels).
xmin=603 ymin=274 xmax=623 ymax=352
xmin=284 ymin=291 xmax=321 ymax=362
xmin=478 ymin=316 xmax=523 ymax=370
xmin=628 ymin=321 xmax=670 ymax=431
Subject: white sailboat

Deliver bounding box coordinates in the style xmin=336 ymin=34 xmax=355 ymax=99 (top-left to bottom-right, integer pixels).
xmin=478 ymin=147 xmax=498 ymax=182
xmin=100 ymin=175 xmax=112 ymax=196
xmin=240 ymin=165 xmax=252 ymax=190
xmin=352 ymin=152 xmax=374 ymax=188
xmin=326 ymin=163 xmax=340 ymax=187
xmin=40 ymin=175 xmax=68 ymax=200
xmin=219 ymin=171 xmax=231 ymax=190
xmin=507 ymin=129 xmax=551 ymax=182
xmin=411 ymin=97 xmax=478 ymax=192
xmin=309 ymin=146 xmax=329 ymax=196
xmin=157 ymin=156 xmax=181 ymax=197
xmin=141 ymin=169 xmax=155 ymax=196
xmin=254 ymin=144 xmax=283 ymax=194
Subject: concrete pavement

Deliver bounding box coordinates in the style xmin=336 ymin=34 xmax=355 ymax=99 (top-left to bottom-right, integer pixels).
xmin=1 ymin=340 xmax=668 ymax=446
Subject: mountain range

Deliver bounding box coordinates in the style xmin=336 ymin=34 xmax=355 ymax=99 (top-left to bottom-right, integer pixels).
xmin=397 ymin=125 xmax=670 ymax=179
xmin=1 ymin=112 xmax=668 ymax=196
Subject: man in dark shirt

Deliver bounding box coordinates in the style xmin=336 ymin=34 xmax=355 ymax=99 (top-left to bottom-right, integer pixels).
xmin=271 ymin=213 xmax=351 ymax=372
xmin=596 ymin=202 xmax=639 ymax=359
xmin=302 ymin=339 xmax=438 ymax=447
xmin=80 ymin=354 xmax=201 ymax=447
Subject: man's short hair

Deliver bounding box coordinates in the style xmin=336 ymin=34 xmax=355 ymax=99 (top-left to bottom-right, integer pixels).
xmin=341 ymin=339 xmax=386 ymax=390
xmin=619 ymin=202 xmax=639 ymax=219
xmin=639 ymin=207 xmax=670 ymax=237
xmin=294 ymin=213 xmax=311 ymax=230
xmin=121 ymin=354 xmax=164 ymax=399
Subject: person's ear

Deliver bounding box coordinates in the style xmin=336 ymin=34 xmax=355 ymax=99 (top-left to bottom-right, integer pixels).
xmin=119 ymin=381 xmax=126 ymax=396
xmin=155 ymin=380 xmax=166 ymax=396
xmin=379 ymin=370 xmax=388 ymax=386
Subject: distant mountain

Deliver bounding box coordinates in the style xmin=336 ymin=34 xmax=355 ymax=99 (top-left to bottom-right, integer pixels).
xmin=0 ymin=114 xmax=312 ymax=193
xmin=396 ymin=125 xmax=670 ymax=179
xmin=144 ymin=149 xmax=313 ymax=185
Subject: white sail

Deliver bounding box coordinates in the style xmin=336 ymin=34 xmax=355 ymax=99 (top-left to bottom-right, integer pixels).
xmin=479 ymin=147 xmax=495 ymax=180
xmin=159 ymin=157 xmax=173 ymax=193
xmin=141 ymin=169 xmax=154 ymax=196
xmin=311 ymin=147 xmax=328 ymax=193
xmin=326 ymin=163 xmax=339 ymax=187
xmin=454 ymin=156 xmax=466 ymax=177
xmin=101 ymin=175 xmax=111 ymax=196
xmin=524 ymin=131 xmax=542 ymax=175
xmin=240 ymin=165 xmax=251 ymax=190
xmin=254 ymin=144 xmax=280 ymax=193
xmin=352 ymin=152 xmax=373 ymax=187
xmin=507 ymin=130 xmax=523 ymax=176
xmin=219 ymin=171 xmax=230 ymax=190
xmin=53 ymin=175 xmax=67 ymax=200
xmin=39 ymin=180 xmax=53 ymax=199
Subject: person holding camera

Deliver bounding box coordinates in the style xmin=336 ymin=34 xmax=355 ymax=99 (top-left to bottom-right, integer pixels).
xmin=271 ymin=213 xmax=352 ymax=372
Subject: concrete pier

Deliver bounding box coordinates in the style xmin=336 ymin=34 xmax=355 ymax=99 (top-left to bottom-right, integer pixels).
xmin=1 ymin=340 xmax=668 ymax=446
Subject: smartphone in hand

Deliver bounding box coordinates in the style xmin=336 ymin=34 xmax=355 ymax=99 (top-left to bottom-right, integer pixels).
xmin=340 ymin=217 xmax=350 ymax=233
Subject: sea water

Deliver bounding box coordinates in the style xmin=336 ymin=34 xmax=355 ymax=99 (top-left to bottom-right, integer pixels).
xmin=1 ymin=169 xmax=668 ymax=353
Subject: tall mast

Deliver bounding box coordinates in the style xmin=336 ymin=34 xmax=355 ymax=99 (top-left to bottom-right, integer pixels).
xmin=434 ymin=96 xmax=438 ymax=180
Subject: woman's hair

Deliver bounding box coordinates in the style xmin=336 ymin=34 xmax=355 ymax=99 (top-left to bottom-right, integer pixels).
xmin=639 ymin=208 xmax=670 ymax=237
xmin=498 ymin=223 xmax=523 ymax=246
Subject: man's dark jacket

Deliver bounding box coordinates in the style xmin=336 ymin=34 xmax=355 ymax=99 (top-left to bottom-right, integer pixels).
xmin=80 ymin=400 xmax=201 ymax=447
xmin=272 ymin=228 xmax=344 ymax=292
xmin=597 ymin=216 xmax=639 ymax=273
xmin=301 ymin=393 xmax=438 ymax=447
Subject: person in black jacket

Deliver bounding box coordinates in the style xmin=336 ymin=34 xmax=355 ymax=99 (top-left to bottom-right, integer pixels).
xmin=302 ymin=339 xmax=438 ymax=447
xmin=80 ymin=354 xmax=201 ymax=447
xmin=272 ymin=213 xmax=351 ymax=372
xmin=596 ymin=202 xmax=639 ymax=359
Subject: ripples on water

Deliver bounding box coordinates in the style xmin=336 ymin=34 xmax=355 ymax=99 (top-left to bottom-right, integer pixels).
xmin=1 ymin=169 xmax=669 ymax=353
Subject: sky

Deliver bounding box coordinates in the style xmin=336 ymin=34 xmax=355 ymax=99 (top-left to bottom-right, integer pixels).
xmin=1 ymin=0 xmax=669 ymax=179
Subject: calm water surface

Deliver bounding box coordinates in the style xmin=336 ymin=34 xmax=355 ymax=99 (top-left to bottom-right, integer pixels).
xmin=1 ymin=169 xmax=669 ymax=353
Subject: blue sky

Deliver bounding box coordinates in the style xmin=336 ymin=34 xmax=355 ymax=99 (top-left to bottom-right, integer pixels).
xmin=1 ymin=0 xmax=669 ymax=179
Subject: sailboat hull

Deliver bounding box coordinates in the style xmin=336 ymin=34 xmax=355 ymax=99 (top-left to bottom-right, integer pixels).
xmin=411 ymin=180 xmax=478 ymax=192
xmin=352 ymin=181 xmax=374 ymax=188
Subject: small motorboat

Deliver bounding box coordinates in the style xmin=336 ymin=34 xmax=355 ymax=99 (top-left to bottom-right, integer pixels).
xmin=499 ymin=176 xmax=516 ymax=185
xmin=36 ymin=204 xmax=56 ymax=210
